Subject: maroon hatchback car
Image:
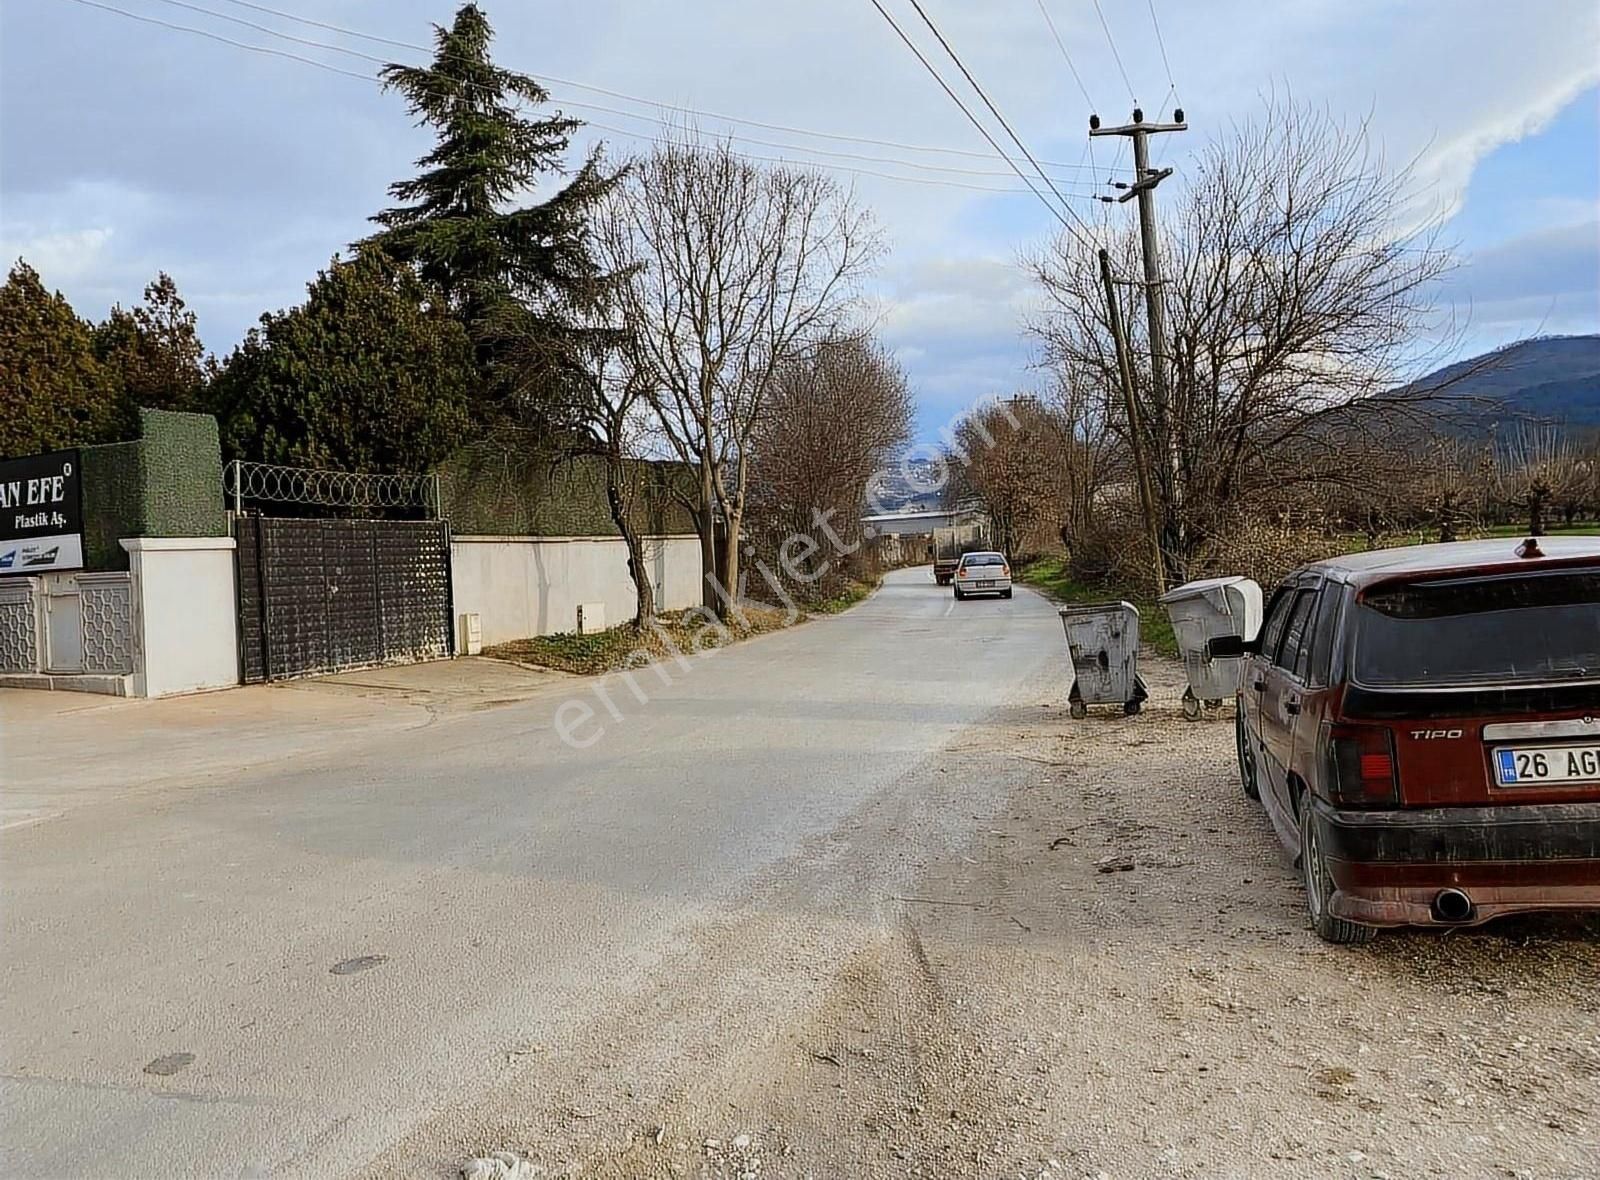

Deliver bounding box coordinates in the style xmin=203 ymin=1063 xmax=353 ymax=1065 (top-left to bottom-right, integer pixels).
xmin=1216 ymin=537 xmax=1600 ymax=943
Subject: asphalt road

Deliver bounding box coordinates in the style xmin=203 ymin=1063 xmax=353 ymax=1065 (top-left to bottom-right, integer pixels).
xmin=1 ymin=567 xmax=1064 ymax=1178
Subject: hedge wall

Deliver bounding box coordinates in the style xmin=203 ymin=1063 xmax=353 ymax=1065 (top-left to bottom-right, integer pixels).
xmin=78 ymin=410 xmax=225 ymax=569
xmin=438 ymin=434 xmax=697 ymax=538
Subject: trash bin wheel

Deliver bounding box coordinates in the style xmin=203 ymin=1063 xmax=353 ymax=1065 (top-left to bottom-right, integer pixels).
xmin=1069 ymin=700 xmax=1088 ymax=720
xmin=1123 ymin=699 xmax=1142 ymax=717
xmin=1205 ymin=698 xmax=1223 ymax=710
xmin=1180 ymin=689 xmax=1202 ymax=721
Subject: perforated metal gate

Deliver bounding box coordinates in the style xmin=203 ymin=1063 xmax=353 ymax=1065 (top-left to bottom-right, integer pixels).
xmin=233 ymin=516 xmax=452 ymax=682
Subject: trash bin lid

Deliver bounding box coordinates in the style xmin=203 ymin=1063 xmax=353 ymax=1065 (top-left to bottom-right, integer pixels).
xmin=1057 ymin=600 xmax=1138 ymax=619
xmin=1159 ymin=575 xmax=1250 ymax=604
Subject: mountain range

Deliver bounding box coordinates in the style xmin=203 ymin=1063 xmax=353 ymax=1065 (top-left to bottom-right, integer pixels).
xmin=1409 ymin=334 xmax=1600 ymax=426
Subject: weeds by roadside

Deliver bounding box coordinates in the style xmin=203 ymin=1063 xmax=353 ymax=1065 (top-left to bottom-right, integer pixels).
xmin=486 ymin=582 xmax=878 ymax=676
xmin=805 ymin=577 xmax=879 ymax=615
xmin=1014 ymin=556 xmax=1178 ymax=657
xmin=487 ymin=606 xmax=797 ymax=675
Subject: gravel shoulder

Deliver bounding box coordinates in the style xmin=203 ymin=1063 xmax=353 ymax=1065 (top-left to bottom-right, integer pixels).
xmin=361 ymin=656 xmax=1600 ymax=1180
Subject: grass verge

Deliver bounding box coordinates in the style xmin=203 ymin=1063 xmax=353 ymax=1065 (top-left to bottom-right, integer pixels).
xmin=486 ymin=581 xmax=879 ymax=675
xmin=807 ymin=577 xmax=880 ymax=615
xmin=486 ymin=605 xmax=797 ymax=676
xmin=1014 ymin=555 xmax=1178 ymax=658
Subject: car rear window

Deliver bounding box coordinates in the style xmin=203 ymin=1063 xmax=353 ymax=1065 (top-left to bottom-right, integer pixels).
xmin=1351 ymin=569 xmax=1600 ymax=688
xmin=963 ymin=554 xmax=1005 ymax=566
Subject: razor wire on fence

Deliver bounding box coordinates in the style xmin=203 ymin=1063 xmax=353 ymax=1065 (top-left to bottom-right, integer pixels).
xmin=225 ymin=459 xmax=441 ymax=516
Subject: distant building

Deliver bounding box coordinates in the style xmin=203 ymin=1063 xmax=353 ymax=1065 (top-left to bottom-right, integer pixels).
xmin=861 ymin=505 xmax=990 ymax=566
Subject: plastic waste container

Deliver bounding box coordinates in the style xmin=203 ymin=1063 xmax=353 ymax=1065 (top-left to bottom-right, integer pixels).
xmin=1058 ymin=601 xmax=1149 ymax=719
xmin=1159 ymin=576 xmax=1263 ymax=720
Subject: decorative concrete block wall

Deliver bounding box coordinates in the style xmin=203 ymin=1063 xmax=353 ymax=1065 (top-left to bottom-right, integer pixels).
xmin=0 ymin=580 xmax=37 ymax=673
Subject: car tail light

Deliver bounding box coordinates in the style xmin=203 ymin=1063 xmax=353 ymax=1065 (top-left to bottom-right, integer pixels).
xmin=1000 ymin=565 xmax=1010 ymax=577
xmin=1323 ymin=723 xmax=1399 ymax=807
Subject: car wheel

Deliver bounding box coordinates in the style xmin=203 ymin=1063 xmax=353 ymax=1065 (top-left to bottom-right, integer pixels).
xmin=1001 ymin=588 xmax=1013 ymax=599
xmin=1299 ymin=797 xmax=1376 ymax=945
xmin=953 ymin=587 xmax=964 ymax=600
xmin=1235 ymin=705 xmax=1260 ymax=801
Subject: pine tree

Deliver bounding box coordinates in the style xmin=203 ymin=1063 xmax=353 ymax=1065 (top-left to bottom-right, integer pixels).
xmin=93 ymin=272 xmax=211 ymax=420
xmin=0 ymin=261 xmax=120 ymax=457
xmin=208 ymin=253 xmax=475 ymax=473
xmin=362 ymin=3 xmax=621 ymax=425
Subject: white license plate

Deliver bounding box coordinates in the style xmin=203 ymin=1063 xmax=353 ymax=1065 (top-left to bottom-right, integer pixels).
xmin=975 ymin=580 xmax=994 ymax=588
xmin=1495 ymin=744 xmax=1600 ymax=786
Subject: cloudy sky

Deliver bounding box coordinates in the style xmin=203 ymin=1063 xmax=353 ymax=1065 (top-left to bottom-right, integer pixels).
xmin=4 ymin=0 xmax=1597 ymax=437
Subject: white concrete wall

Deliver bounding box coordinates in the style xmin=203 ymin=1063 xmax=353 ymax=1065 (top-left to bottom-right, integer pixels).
xmin=122 ymin=537 xmax=239 ymax=697
xmin=451 ymin=534 xmax=702 ymax=646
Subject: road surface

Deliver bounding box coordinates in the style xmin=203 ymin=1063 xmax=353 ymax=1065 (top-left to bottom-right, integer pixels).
xmin=2 ymin=567 xmax=1063 ymax=1178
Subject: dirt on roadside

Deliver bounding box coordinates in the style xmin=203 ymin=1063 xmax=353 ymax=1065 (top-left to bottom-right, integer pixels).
xmin=363 ymin=657 xmax=1600 ymax=1180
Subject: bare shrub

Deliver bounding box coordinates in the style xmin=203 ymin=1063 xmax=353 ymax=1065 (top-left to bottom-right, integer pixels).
xmin=744 ymin=332 xmax=913 ymax=601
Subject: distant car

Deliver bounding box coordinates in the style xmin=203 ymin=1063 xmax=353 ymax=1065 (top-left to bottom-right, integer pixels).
xmin=953 ymin=551 xmax=1012 ymax=600
xmin=1212 ymin=537 xmax=1600 ymax=944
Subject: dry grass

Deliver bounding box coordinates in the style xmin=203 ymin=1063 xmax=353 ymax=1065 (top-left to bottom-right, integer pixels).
xmin=486 ymin=604 xmax=801 ymax=676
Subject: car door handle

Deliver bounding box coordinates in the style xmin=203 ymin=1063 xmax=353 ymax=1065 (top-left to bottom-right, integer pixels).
xmin=1285 ymin=698 xmax=1301 ymax=715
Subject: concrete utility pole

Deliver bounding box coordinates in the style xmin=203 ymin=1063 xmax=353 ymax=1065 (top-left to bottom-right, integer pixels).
xmin=1098 ymin=248 xmax=1166 ymax=596
xmin=1090 ymin=107 xmax=1186 ymax=581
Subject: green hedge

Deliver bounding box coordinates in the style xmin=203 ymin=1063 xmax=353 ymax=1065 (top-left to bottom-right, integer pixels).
xmin=439 ymin=434 xmax=697 ymax=537
xmin=78 ymin=409 xmax=225 ymax=569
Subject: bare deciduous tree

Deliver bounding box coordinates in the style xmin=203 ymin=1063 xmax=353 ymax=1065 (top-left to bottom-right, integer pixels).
xmin=950 ymin=395 xmax=1077 ymax=560
xmin=1495 ymin=422 xmax=1583 ymax=537
xmin=611 ymin=137 xmax=879 ymax=612
xmin=747 ymin=332 xmax=912 ymax=594
xmin=492 ymin=176 xmax=664 ymax=628
xmin=1030 ymin=98 xmax=1468 ymax=581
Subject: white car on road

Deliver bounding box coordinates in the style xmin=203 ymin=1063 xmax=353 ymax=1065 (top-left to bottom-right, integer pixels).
xmin=952 ymin=551 xmax=1013 ymax=600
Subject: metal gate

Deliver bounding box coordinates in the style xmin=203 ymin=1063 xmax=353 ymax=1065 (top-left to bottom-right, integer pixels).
xmin=227 ymin=462 xmax=452 ymax=683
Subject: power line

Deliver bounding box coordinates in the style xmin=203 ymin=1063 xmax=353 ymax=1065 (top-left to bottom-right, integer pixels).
xmin=60 ymin=0 xmax=1105 ymax=196
xmin=1145 ymin=0 xmax=1179 ymax=104
xmin=205 ymin=0 xmax=1108 ymax=171
xmin=864 ymin=0 xmax=1079 ymax=232
xmin=900 ymin=0 xmax=1099 ymax=242
xmin=1031 ymin=0 xmax=1094 ymax=111
xmin=152 ymin=0 xmax=1103 ymax=185
xmin=149 ymin=0 xmax=387 ymax=63
xmin=580 ymin=118 xmax=1067 ymax=195
xmin=61 ymin=0 xmax=373 ymax=82
xmin=1089 ymin=0 xmax=1137 ymax=105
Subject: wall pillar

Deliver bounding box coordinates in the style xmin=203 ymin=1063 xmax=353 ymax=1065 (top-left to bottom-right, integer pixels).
xmin=121 ymin=537 xmax=239 ymax=697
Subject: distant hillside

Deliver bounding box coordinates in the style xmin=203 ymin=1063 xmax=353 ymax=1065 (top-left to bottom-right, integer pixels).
xmin=1408 ymin=335 xmax=1600 ymax=427
xmin=868 ymin=456 xmax=948 ymax=513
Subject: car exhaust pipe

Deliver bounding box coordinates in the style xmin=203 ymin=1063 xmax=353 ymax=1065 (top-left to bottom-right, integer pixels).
xmin=1432 ymin=888 xmax=1474 ymax=923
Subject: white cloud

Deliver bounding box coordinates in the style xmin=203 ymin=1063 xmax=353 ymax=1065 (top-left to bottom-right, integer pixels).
xmin=1 ymin=0 xmax=1595 ymax=430
xmin=1 ymin=226 xmax=113 ymax=284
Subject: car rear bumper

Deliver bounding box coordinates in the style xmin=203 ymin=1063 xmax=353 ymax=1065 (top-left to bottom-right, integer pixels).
xmin=1310 ymin=796 xmax=1600 ymax=927
xmin=955 ymin=578 xmax=1011 ymax=595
